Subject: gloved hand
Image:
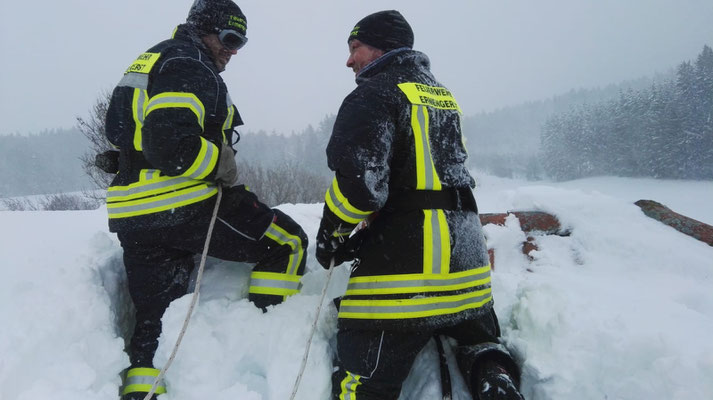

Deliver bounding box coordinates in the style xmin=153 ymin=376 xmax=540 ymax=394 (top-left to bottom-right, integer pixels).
xmin=215 ymin=142 xmax=238 ymax=187
xmin=316 ymin=221 xmax=345 ymax=269
xmin=95 ymin=150 xmax=120 ymax=174
xmin=316 ymin=220 xmax=367 ymax=269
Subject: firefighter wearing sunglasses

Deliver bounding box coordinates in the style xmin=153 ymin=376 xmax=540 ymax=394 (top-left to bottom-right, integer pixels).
xmin=104 ymin=1 xmax=307 ymax=399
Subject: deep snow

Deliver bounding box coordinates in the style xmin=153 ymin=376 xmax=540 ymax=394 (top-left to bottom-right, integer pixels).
xmin=1 ymin=174 xmax=712 ymax=400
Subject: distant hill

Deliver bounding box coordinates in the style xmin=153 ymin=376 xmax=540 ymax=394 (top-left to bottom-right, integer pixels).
xmin=0 ymin=128 xmax=92 ymax=197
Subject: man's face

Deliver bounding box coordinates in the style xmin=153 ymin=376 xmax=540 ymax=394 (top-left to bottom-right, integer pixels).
xmin=346 ymin=39 xmax=384 ymax=75
xmin=202 ymin=34 xmax=238 ymax=72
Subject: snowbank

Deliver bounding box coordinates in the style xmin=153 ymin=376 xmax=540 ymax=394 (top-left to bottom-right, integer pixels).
xmin=1 ymin=176 xmax=712 ymax=399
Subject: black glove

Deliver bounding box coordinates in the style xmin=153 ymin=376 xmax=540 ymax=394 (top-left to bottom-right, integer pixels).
xmin=95 ymin=150 xmax=120 ymax=174
xmin=316 ymin=223 xmax=345 ymax=269
xmin=316 ymin=220 xmax=369 ymax=269
xmin=215 ymin=142 xmax=238 ymax=187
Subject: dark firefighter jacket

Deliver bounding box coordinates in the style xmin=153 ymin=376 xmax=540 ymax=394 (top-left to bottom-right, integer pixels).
xmin=323 ymin=49 xmax=493 ymax=331
xmin=105 ymin=24 xmax=242 ymax=232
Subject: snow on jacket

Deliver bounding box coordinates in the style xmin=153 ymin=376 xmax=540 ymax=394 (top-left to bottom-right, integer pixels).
xmin=323 ymin=48 xmax=493 ymax=331
xmin=104 ymin=24 xmax=241 ymax=232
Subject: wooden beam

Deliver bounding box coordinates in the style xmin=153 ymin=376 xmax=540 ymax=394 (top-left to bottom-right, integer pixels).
xmin=635 ymin=200 xmax=713 ymax=247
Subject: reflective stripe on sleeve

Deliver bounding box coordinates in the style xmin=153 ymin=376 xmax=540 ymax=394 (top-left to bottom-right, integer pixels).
xmin=132 ymin=88 xmax=148 ymax=151
xmin=182 ymin=137 xmax=219 ymax=180
xmin=145 ymin=92 xmax=206 ymax=131
xmin=325 ymin=177 xmax=372 ymax=225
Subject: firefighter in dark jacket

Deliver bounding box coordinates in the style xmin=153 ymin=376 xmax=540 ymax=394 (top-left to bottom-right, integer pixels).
xmin=103 ymin=1 xmax=307 ymax=399
xmin=315 ymin=10 xmax=524 ymax=400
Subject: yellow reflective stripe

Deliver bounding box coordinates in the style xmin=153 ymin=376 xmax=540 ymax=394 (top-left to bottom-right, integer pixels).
xmin=264 ymin=223 xmax=304 ymax=275
xmin=339 ymin=371 xmax=362 ymax=400
xmin=107 ymin=170 xmax=204 ymax=201
xmin=423 ymin=209 xmax=435 ymax=274
xmin=325 ymin=177 xmax=372 ymax=224
xmin=145 ymin=92 xmax=205 ymax=131
xmin=131 ymin=88 xmax=148 ymax=151
xmin=182 ymin=137 xmax=219 ymax=180
xmin=249 ymin=271 xmax=302 ymax=297
xmin=423 ymin=209 xmax=451 ymax=274
xmin=127 ymin=367 xmax=161 ymax=378
xmin=338 ymin=288 xmax=493 ymax=320
xmin=412 ymin=105 xmax=426 ymax=189
xmin=437 ymin=210 xmax=450 ymax=272
xmin=222 ymin=94 xmax=235 ymax=143
xmin=345 ymin=265 xmax=491 ymax=296
xmin=107 ymin=184 xmax=217 ymax=218
xmin=411 ymin=105 xmax=442 ymax=191
xmin=122 ymin=384 xmax=167 ymax=395
xmin=397 ymin=82 xmax=462 ymax=112
xmin=122 ymin=367 xmax=166 ymax=395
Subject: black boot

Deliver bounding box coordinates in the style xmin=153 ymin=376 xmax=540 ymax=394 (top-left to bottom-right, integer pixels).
xmin=122 ymin=393 xmax=159 ymax=400
xmin=474 ymin=360 xmax=524 ymax=400
xmin=456 ymin=342 xmax=524 ymax=400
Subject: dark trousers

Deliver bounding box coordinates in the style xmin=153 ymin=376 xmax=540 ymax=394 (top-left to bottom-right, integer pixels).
xmin=332 ymin=309 xmax=501 ymax=400
xmin=118 ymin=187 xmax=307 ymax=367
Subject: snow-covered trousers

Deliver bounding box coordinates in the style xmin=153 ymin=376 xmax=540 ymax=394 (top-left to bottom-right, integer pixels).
xmin=117 ymin=186 xmax=307 ymax=367
xmin=331 ymin=308 xmax=501 ymax=400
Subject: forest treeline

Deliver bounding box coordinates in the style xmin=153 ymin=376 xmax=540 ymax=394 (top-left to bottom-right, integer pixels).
xmin=541 ymin=45 xmax=713 ymax=180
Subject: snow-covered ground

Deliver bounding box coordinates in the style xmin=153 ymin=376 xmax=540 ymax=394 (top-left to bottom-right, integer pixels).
xmin=1 ymin=174 xmax=712 ymax=400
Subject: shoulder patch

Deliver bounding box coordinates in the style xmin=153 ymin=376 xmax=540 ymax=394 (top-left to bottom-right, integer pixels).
xmin=125 ymin=52 xmax=161 ymax=74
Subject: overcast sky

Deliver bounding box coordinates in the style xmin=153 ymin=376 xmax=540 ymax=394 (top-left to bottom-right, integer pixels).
xmin=1 ymin=0 xmax=712 ymax=136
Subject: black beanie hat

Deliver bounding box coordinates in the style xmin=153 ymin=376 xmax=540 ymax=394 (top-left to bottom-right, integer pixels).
xmin=187 ymin=0 xmax=247 ymax=37
xmin=348 ymin=10 xmax=414 ymax=52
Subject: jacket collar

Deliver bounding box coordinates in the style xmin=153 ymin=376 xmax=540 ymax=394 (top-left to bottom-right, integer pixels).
xmin=355 ymin=48 xmax=431 ymax=84
xmin=173 ymin=24 xmax=208 ymax=51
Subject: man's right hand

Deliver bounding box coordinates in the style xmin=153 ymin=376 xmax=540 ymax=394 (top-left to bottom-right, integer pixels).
xmin=316 ymin=221 xmax=366 ymax=269
xmin=95 ymin=150 xmax=120 ymax=174
xmin=315 ymin=224 xmax=342 ymax=269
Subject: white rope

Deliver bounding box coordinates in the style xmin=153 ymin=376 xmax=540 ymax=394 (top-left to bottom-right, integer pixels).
xmin=288 ymin=258 xmax=336 ymax=400
xmin=142 ymin=185 xmax=223 ymax=400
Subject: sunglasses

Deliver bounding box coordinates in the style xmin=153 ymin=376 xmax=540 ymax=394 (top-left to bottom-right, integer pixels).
xmin=218 ymin=29 xmax=248 ymax=51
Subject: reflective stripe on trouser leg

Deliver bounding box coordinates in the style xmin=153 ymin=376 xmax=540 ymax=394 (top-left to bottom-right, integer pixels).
xmin=338 ymin=371 xmax=362 ymax=400
xmin=263 ymin=222 xmax=304 ymax=275
xmin=122 ymin=367 xmax=167 ymax=395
